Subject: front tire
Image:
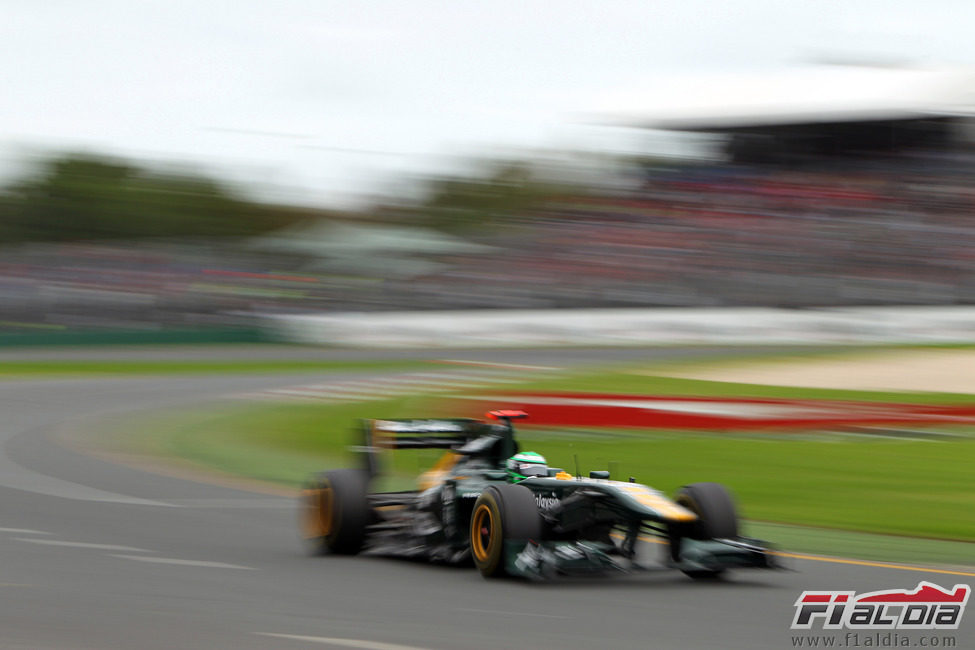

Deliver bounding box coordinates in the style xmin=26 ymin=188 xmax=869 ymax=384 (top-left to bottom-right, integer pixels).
xmin=670 ymin=482 xmax=739 ymax=579
xmin=301 ymin=469 xmax=370 ymax=555
xmin=470 ymin=484 xmax=542 ymax=578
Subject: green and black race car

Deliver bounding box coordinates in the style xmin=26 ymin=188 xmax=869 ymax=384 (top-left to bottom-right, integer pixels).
xmin=301 ymin=410 xmax=777 ymax=580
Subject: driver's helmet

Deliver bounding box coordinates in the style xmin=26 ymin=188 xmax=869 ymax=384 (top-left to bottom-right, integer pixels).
xmin=506 ymin=451 xmax=548 ymax=481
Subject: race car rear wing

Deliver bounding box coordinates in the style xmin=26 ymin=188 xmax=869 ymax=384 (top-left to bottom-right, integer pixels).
xmin=364 ymin=418 xmax=485 ymax=449
xmin=357 ymin=418 xmax=484 ymax=478
xmin=356 ymin=412 xmax=526 ymax=478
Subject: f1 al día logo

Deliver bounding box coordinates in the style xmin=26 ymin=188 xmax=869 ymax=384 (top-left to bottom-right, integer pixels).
xmin=792 ymin=581 xmax=970 ymax=630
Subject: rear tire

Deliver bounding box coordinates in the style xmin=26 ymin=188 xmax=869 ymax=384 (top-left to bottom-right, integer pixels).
xmin=670 ymin=482 xmax=739 ymax=579
xmin=301 ymin=469 xmax=370 ymax=555
xmin=470 ymin=484 xmax=541 ymax=578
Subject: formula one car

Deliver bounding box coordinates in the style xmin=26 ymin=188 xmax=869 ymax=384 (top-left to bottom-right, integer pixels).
xmin=301 ymin=410 xmax=777 ymax=579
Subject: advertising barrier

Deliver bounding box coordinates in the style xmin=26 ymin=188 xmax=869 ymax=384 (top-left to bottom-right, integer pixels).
xmin=265 ymin=306 xmax=975 ymax=348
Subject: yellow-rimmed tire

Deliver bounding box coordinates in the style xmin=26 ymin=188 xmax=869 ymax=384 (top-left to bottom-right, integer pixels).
xmin=669 ymin=482 xmax=739 ymax=579
xmin=470 ymin=484 xmax=541 ymax=578
xmin=301 ymin=469 xmax=370 ymax=556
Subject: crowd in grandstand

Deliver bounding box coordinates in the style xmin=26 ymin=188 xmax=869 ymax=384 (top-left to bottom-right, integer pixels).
xmin=4 ymin=147 xmax=975 ymax=329
xmin=397 ymin=150 xmax=975 ymax=310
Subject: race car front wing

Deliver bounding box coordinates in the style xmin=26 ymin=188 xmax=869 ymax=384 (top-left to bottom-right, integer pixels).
xmin=506 ymin=536 xmax=778 ymax=580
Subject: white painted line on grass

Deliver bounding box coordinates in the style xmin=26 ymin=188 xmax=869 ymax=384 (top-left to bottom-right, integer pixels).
xmin=333 ymin=384 xmax=423 ymax=395
xmin=369 ymin=375 xmax=460 ymax=384
xmin=256 ymin=633 xmax=432 ymax=649
xmin=237 ymin=367 xmax=533 ymax=404
xmin=438 ymin=359 xmax=559 ymax=371
xmin=406 ymin=371 xmax=499 ymax=380
xmin=293 ymin=383 xmax=382 ymax=394
xmin=14 ymin=538 xmax=152 ymax=552
xmin=0 ymin=528 xmax=50 ymax=535
xmin=111 ymin=555 xmax=256 ymax=570
xmin=319 ymin=393 xmax=387 ymax=401
xmin=334 ymin=380 xmax=451 ymax=392
xmin=479 ymin=375 xmax=537 ymax=382
xmin=271 ymin=388 xmax=355 ymax=398
xmin=269 ymin=389 xmax=379 ymax=401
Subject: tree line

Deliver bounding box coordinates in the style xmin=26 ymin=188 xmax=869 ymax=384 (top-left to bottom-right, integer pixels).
xmin=0 ymin=151 xmax=575 ymax=244
xmin=0 ymin=153 xmax=317 ymax=243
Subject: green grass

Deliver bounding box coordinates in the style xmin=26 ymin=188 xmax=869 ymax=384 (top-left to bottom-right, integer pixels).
xmin=501 ymin=366 xmax=975 ymax=404
xmin=113 ymin=396 xmax=449 ymax=490
xmin=517 ymin=427 xmax=975 ymax=541
xmin=109 ymin=385 xmax=975 ymax=541
xmin=112 ymin=399 xmax=975 ymax=564
xmin=93 ymin=347 xmax=975 ymax=563
xmin=747 ymin=522 xmax=975 ymax=568
xmin=0 ymin=359 xmax=429 ymax=377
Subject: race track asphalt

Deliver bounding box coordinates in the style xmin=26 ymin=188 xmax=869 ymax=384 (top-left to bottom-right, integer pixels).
xmin=1 ymin=346 xmax=972 ymax=650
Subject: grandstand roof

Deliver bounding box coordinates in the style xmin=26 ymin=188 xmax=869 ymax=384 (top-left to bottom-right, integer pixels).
xmin=599 ymin=65 xmax=975 ymax=132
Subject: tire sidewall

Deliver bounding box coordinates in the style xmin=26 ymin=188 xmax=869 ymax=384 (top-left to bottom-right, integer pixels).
xmin=470 ymin=483 xmax=542 ymax=578
xmin=470 ymin=487 xmax=505 ymax=576
xmin=675 ymin=482 xmax=739 ymax=540
xmin=670 ymin=482 xmax=739 ymax=576
xmin=307 ymin=469 xmax=370 ymax=555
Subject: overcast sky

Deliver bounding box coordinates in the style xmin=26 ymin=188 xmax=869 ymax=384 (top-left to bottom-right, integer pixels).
xmin=4 ymin=1 xmax=975 ymax=207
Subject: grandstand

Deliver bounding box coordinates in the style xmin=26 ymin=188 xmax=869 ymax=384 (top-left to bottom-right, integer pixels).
xmin=388 ymin=67 xmax=975 ymax=311
xmin=450 ymin=64 xmax=975 ymax=309
xmin=6 ymin=65 xmax=975 ymax=332
xmin=603 ymin=65 xmax=975 ymax=160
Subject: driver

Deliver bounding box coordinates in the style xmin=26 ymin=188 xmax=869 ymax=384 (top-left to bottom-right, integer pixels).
xmin=506 ymin=451 xmax=549 ymax=482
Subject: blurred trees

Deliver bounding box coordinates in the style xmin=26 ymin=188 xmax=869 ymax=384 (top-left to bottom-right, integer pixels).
xmin=404 ymin=160 xmax=566 ymax=233
xmin=0 ymin=151 xmax=576 ymax=244
xmin=0 ymin=153 xmax=305 ymax=243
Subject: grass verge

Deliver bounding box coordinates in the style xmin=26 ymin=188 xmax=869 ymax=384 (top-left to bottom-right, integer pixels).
xmin=105 ymin=384 xmax=975 ymax=540
xmin=104 ymin=396 xmax=446 ymax=491
xmin=93 ymin=349 xmax=975 ymax=564
xmin=496 ymin=364 xmax=975 ymax=404
xmin=748 ymin=522 xmax=975 ymax=569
